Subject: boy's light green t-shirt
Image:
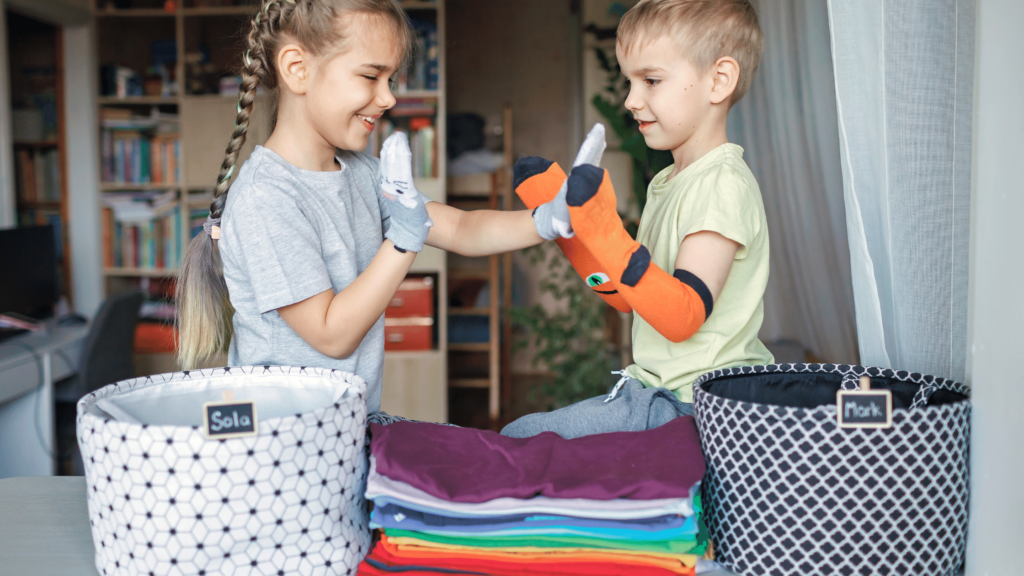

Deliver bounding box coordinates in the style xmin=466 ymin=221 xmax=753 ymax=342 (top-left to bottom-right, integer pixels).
xmin=625 ymin=143 xmax=774 ymax=403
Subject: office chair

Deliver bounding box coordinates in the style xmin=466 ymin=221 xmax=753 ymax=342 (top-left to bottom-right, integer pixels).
xmin=54 ymin=290 xmax=143 ymax=474
xmin=54 ymin=290 xmax=143 ymax=403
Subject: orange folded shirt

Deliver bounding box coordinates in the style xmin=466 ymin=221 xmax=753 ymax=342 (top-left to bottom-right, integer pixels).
xmin=375 ymin=533 xmax=696 ymax=576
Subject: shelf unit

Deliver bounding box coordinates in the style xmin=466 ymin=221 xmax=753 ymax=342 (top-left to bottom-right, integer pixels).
xmin=380 ymin=0 xmax=448 ymax=424
xmin=9 ymin=12 xmax=72 ymax=305
xmin=93 ymin=1 xmax=448 ymax=419
xmin=445 ymin=105 xmax=513 ymax=430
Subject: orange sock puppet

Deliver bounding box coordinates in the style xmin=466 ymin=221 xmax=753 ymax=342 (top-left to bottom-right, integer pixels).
xmin=566 ymin=164 xmax=714 ymax=343
xmin=514 ymin=156 xmax=632 ymax=313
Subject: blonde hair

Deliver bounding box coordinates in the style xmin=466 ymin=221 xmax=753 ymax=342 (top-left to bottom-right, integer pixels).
xmin=176 ymin=0 xmax=413 ymax=369
xmin=617 ymin=0 xmax=763 ymax=103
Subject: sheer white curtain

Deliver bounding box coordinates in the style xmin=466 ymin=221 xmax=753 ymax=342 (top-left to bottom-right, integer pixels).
xmin=827 ymin=0 xmax=973 ymax=381
xmin=728 ymin=0 xmax=859 ymax=364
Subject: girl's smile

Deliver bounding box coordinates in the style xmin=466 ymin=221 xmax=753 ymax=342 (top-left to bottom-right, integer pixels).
xmin=357 ymin=114 xmax=381 ymax=132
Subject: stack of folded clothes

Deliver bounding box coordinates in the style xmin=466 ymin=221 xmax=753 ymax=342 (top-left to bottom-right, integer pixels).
xmin=358 ymin=416 xmax=708 ymax=576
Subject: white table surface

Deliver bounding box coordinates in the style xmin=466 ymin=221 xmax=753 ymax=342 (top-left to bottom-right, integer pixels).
xmin=0 ymin=320 xmax=89 ymax=404
xmin=0 ymin=477 xmax=99 ymax=576
xmin=0 ymin=476 xmax=743 ymax=576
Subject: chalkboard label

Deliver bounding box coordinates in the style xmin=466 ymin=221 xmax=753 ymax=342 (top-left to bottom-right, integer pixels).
xmin=837 ymin=390 xmax=893 ymax=429
xmin=203 ymin=400 xmax=259 ymax=439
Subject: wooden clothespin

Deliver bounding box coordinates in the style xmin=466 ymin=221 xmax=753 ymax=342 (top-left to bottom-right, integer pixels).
xmin=837 ymin=374 xmax=893 ymax=429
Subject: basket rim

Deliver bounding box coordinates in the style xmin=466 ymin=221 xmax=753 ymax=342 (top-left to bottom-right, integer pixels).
xmin=76 ymin=365 xmax=368 ymax=432
xmin=692 ymin=362 xmax=971 ymax=413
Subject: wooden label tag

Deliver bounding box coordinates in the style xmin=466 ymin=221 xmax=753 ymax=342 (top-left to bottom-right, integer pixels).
xmin=837 ymin=390 xmax=893 ymax=429
xmin=203 ymin=400 xmax=258 ymax=439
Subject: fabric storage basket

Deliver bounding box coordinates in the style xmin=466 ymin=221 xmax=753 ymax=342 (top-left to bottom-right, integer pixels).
xmin=692 ymin=363 xmax=970 ymax=576
xmin=77 ymin=366 xmax=371 ymax=576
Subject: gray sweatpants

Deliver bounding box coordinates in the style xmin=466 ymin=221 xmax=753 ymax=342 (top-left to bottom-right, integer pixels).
xmin=500 ymin=377 xmax=693 ymax=439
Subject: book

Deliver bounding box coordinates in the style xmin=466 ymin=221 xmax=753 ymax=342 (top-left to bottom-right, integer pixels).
xmin=16 ymin=149 xmax=35 ymax=202
xmin=389 ymin=98 xmax=437 ymax=117
xmin=34 ymin=152 xmax=45 ymax=202
xmin=102 ymin=208 xmax=113 ymax=268
xmin=104 ymin=205 xmax=182 ymax=271
xmin=101 ymin=111 xmax=180 ymax=185
xmin=397 ymin=19 xmax=439 ymax=92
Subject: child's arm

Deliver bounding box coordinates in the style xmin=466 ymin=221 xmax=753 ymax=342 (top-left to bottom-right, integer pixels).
xmin=425 ymin=124 xmax=609 ymax=258
xmin=567 ymin=164 xmax=736 ymax=343
xmin=277 ymin=241 xmax=416 ymax=359
xmin=277 ymin=133 xmax=433 ymax=359
xmin=425 ymin=203 xmax=543 ymax=257
xmin=511 ymin=156 xmax=633 ymax=313
xmin=675 ymin=231 xmax=739 ymax=303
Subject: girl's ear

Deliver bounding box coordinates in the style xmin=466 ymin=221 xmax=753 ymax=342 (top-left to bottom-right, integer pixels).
xmin=278 ymin=43 xmax=311 ymax=95
xmin=709 ymin=56 xmax=740 ymax=105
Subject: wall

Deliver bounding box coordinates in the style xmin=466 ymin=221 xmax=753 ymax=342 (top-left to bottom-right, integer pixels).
xmin=446 ymin=0 xmax=576 ymax=169
xmin=446 ymin=0 xmax=580 ymax=375
xmin=0 ymin=5 xmax=12 ymax=229
xmin=965 ymin=0 xmax=1024 ymax=573
xmin=63 ymin=24 xmax=103 ymax=317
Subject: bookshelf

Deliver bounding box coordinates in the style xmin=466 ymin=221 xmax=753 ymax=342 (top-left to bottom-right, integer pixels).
xmin=445 ymin=105 xmax=513 ymax=430
xmin=93 ymin=0 xmax=449 ymax=421
xmin=9 ymin=12 xmax=72 ymax=305
xmin=378 ymin=0 xmax=448 ymax=424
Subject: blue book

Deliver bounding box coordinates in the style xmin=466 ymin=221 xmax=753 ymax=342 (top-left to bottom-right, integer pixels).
xmin=115 ymin=140 xmax=125 ymax=183
xmin=426 ymin=28 xmax=439 ymax=90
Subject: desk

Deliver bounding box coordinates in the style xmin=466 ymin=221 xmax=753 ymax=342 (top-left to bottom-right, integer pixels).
xmin=0 ymin=477 xmax=742 ymax=576
xmin=0 ymin=320 xmax=89 ymax=478
xmin=0 ymin=477 xmax=99 ymax=576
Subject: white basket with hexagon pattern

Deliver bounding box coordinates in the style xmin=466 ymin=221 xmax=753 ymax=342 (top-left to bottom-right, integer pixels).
xmin=77 ymin=366 xmax=371 ymax=576
xmin=693 ymin=363 xmax=971 ymax=576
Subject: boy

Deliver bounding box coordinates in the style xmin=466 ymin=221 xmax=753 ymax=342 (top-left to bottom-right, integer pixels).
xmin=503 ymin=0 xmax=773 ymax=438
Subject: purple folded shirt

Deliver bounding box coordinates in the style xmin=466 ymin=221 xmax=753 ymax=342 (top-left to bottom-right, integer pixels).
xmin=369 ymin=416 xmax=705 ymax=503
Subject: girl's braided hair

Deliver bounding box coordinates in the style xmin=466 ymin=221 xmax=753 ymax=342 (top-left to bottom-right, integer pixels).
xmin=175 ymin=0 xmax=412 ymax=369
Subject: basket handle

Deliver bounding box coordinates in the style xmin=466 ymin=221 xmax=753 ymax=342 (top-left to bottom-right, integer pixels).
xmin=840 ymin=368 xmax=940 ymax=409
xmin=910 ymin=382 xmax=941 ymax=409
xmin=840 ymin=371 xmax=863 ymax=391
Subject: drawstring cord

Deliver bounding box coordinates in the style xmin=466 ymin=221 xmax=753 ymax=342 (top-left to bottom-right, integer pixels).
xmin=604 ymin=370 xmax=630 ymax=403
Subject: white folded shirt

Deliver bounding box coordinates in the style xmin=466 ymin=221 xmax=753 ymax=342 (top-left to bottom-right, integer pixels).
xmin=366 ymin=455 xmax=697 ymax=520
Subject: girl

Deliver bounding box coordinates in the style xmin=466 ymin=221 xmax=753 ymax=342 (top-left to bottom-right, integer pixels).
xmin=176 ymin=0 xmax=575 ymax=415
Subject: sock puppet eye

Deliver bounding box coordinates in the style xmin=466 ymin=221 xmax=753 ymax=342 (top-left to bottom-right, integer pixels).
xmin=586 ymin=273 xmax=611 ymax=287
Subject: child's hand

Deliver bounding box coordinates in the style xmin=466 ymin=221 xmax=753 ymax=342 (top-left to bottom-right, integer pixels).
xmin=532 ymin=124 xmax=607 ymax=240
xmin=532 ymin=185 xmax=573 ymax=240
xmin=380 ymin=132 xmax=433 ymax=252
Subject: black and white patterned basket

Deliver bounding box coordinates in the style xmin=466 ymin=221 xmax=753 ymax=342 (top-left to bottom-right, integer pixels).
xmin=692 ymin=363 xmax=970 ymax=576
xmin=77 ymin=366 xmax=372 ymax=576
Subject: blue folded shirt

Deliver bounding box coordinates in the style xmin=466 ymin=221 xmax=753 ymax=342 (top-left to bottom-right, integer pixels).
xmin=370 ymin=502 xmax=699 ymax=541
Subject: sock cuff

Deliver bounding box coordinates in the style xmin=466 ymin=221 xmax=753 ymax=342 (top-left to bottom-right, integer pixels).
xmin=674 ymin=269 xmax=714 ymax=320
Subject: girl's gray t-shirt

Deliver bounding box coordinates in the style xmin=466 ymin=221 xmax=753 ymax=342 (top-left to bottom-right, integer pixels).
xmin=219 ymin=145 xmax=390 ymax=413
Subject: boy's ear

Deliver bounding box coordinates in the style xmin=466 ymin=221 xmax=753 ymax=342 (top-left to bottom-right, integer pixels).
xmin=709 ymin=56 xmax=740 ymax=105
xmin=278 ymin=43 xmax=311 ymax=95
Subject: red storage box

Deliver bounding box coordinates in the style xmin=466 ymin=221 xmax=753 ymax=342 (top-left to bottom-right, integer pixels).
xmin=387 ymin=277 xmax=434 ymax=318
xmin=384 ymin=318 xmax=434 ymax=351
xmin=134 ymin=323 xmax=176 ymax=354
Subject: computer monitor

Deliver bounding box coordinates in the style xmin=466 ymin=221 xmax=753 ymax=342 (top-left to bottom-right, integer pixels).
xmin=0 ymin=225 xmax=60 ymax=319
